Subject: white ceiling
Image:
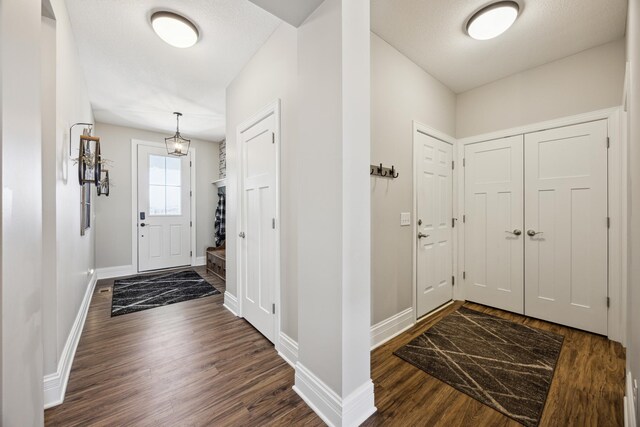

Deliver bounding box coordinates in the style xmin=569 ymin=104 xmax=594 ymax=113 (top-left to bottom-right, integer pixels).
xmin=65 ymin=0 xmax=281 ymax=141
xmin=371 ymin=0 xmax=628 ymax=93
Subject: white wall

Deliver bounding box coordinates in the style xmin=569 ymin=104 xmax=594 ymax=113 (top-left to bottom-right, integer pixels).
xmin=47 ymin=0 xmax=96 ymax=384
xmin=626 ymin=0 xmax=640 ymax=421
xmin=93 ymin=122 xmax=219 ymax=269
xmin=456 ymin=39 xmax=626 ymax=138
xmin=370 ymin=33 xmax=456 ymax=324
xmin=225 ymin=23 xmax=299 ymax=339
xmin=1 ymin=0 xmax=44 ymax=423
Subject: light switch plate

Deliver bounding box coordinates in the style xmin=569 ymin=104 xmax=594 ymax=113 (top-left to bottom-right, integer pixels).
xmin=400 ymin=212 xmax=411 ymax=226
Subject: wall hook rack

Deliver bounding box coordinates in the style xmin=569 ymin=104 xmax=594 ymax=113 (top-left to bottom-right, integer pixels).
xmin=370 ymin=163 xmax=399 ymax=179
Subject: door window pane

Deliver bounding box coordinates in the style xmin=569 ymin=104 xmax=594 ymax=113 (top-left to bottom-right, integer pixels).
xmin=148 ymin=154 xmax=182 ymax=216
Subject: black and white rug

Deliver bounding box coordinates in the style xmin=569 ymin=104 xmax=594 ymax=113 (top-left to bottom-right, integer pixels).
xmin=111 ymin=270 xmax=220 ymax=317
xmin=394 ymin=307 xmax=563 ymax=427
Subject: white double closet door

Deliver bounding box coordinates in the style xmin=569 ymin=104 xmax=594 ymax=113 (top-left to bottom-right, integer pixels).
xmin=465 ymin=120 xmax=608 ymax=335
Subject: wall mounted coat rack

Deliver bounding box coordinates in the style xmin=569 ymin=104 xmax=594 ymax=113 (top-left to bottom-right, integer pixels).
xmin=370 ymin=163 xmax=399 ymax=179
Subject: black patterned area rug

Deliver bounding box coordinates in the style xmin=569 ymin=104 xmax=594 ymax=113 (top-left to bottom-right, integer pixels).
xmin=111 ymin=270 xmax=220 ymax=317
xmin=394 ymin=307 xmax=563 ymax=427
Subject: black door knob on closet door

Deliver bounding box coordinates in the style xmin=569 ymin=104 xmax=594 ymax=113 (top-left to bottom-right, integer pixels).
xmin=140 ymin=223 xmax=146 ymax=227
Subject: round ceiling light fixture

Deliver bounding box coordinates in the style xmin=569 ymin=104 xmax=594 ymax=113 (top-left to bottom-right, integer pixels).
xmin=466 ymin=1 xmax=520 ymax=41
xmin=151 ymin=11 xmax=199 ymax=48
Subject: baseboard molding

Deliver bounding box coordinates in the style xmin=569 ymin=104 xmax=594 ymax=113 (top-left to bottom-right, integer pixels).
xmin=96 ymin=264 xmax=136 ymax=280
xmin=370 ymin=307 xmax=415 ymax=350
xmin=223 ymin=291 xmax=239 ymax=316
xmin=43 ymin=271 xmax=97 ymax=409
xmin=278 ymin=332 xmax=298 ymax=367
xmin=625 ymin=371 xmax=637 ymax=427
xmin=193 ymin=256 xmax=206 ymax=266
xmin=293 ymin=363 xmax=376 ymax=427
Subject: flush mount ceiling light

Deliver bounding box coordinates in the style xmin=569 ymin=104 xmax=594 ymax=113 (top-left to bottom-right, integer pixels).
xmin=165 ymin=112 xmax=191 ymax=156
xmin=466 ymin=1 xmax=520 ymax=40
xmin=151 ymin=11 xmax=199 ymax=48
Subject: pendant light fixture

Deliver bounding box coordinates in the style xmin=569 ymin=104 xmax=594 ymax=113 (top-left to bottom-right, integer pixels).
xmin=466 ymin=1 xmax=520 ymax=40
xmin=165 ymin=112 xmax=190 ymax=157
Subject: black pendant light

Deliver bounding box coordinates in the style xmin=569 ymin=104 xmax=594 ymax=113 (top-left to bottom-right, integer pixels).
xmin=165 ymin=112 xmax=190 ymax=156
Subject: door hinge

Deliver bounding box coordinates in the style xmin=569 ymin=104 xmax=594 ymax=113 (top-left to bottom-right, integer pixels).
xmin=607 ymin=297 xmax=610 ymax=308
xmin=272 ymin=132 xmax=275 ymax=144
xmin=190 ymin=221 xmax=192 ymax=227
xmin=190 ymin=190 xmax=192 ymax=197
xmin=463 ymin=158 xmax=466 ymax=167
xmin=463 ymin=271 xmax=466 ymax=279
xmin=190 ymin=161 xmax=192 ymax=167
xmin=452 ymin=218 xmax=455 ymax=228
xmin=452 ymin=161 xmax=455 ymax=170
xmin=606 ymin=137 xmax=610 ymax=149
xmin=452 ymin=276 xmax=455 ymax=286
xmin=272 ymin=218 xmax=276 ymax=229
xmin=190 ymin=250 xmax=193 ymax=257
xmin=607 ymin=217 xmax=611 ymax=228
xmin=463 ymin=215 xmax=466 ymax=223
xmin=272 ymin=303 xmax=276 ymax=314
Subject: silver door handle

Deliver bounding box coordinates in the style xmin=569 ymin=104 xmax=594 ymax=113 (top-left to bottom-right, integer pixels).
xmin=418 ymin=232 xmax=429 ymax=239
xmin=527 ymin=229 xmax=543 ymax=237
xmin=239 ymin=232 xmax=246 ymax=238
xmin=505 ymin=229 xmax=522 ymax=236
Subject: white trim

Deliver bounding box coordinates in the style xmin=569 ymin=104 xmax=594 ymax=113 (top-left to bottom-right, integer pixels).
xmin=223 ymin=291 xmax=239 ymax=316
xmin=130 ymin=139 xmax=197 ymax=273
xmin=625 ymin=372 xmax=637 ymax=427
xmin=96 ymin=264 xmax=136 ymax=280
xmin=412 ymin=122 xmax=460 ymax=321
xmin=43 ymin=271 xmax=97 ymax=408
xmin=211 ymin=178 xmax=226 ymax=187
xmin=235 ymin=99 xmax=282 ymax=350
xmin=278 ymin=332 xmax=298 ymax=367
xmin=370 ymin=307 xmax=414 ymax=350
xmin=293 ymin=363 xmax=376 ymax=427
xmin=194 ymin=256 xmax=206 ymax=267
xmin=456 ymin=107 xmax=627 ymax=343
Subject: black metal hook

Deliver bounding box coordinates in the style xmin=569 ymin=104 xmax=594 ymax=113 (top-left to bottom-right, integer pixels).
xmin=379 ymin=163 xmax=387 ymax=177
xmin=390 ymin=165 xmax=399 ymax=178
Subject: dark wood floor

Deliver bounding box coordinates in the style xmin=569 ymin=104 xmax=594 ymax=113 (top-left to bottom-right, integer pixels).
xmin=45 ymin=268 xmax=625 ymax=426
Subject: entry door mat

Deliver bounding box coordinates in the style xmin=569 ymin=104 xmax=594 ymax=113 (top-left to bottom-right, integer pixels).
xmin=111 ymin=270 xmax=220 ymax=317
xmin=394 ymin=307 xmax=563 ymax=427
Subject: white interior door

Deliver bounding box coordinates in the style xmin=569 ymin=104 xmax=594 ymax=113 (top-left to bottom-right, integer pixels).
xmin=239 ymin=113 xmax=277 ymax=343
xmin=416 ymin=132 xmax=454 ymax=318
xmin=464 ymin=135 xmax=524 ymax=314
xmin=138 ymin=145 xmax=191 ymax=272
xmin=524 ymin=120 xmax=608 ymax=334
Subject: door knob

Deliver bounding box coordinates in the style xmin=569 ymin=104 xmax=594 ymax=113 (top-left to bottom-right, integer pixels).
xmin=140 ymin=223 xmax=146 ymax=227
xmin=527 ymin=229 xmax=543 ymax=237
xmin=505 ymin=229 xmax=522 ymax=236
xmin=418 ymin=232 xmax=429 ymax=239
xmin=239 ymin=232 xmax=246 ymax=238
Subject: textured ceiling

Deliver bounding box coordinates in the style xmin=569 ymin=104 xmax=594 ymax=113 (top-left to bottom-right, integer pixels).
xmin=65 ymin=0 xmax=281 ymax=141
xmin=371 ymin=0 xmax=628 ymax=93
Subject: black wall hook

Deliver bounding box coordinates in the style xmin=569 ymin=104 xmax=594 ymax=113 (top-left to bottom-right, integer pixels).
xmin=370 ymin=163 xmax=399 ymax=179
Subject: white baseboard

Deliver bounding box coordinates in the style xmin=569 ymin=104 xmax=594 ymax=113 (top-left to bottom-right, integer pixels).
xmin=96 ymin=264 xmax=136 ymax=280
xmin=278 ymin=332 xmax=298 ymax=367
xmin=625 ymin=371 xmax=637 ymax=427
xmin=293 ymin=363 xmax=376 ymax=427
xmin=223 ymin=291 xmax=239 ymax=316
xmin=193 ymin=256 xmax=206 ymax=266
xmin=370 ymin=307 xmax=414 ymax=350
xmin=43 ymin=271 xmax=97 ymax=409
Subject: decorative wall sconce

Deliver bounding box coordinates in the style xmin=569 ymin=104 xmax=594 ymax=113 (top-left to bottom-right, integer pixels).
xmin=77 ymin=132 xmax=102 ymax=186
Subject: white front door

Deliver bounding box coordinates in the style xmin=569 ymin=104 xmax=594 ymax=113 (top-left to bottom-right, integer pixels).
xmin=524 ymin=120 xmax=608 ymax=334
xmin=137 ymin=145 xmax=191 ymax=272
xmin=416 ymin=132 xmax=454 ymax=318
xmin=239 ymin=112 xmax=277 ymax=343
xmin=464 ymin=135 xmax=524 ymax=314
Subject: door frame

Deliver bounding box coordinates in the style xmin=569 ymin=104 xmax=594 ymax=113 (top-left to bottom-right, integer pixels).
xmin=456 ymin=107 xmax=627 ymax=344
xmin=235 ymin=99 xmax=282 ymax=347
xmin=412 ymin=121 xmax=460 ymax=322
xmin=130 ymin=139 xmax=197 ymax=273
